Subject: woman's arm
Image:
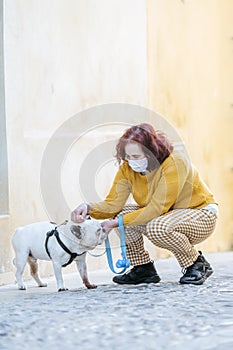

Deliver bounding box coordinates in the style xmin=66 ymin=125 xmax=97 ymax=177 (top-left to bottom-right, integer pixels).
xmin=90 ymin=164 xmax=131 ymax=219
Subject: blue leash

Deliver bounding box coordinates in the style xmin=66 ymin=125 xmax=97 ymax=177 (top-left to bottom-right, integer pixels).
xmin=105 ymin=214 xmax=130 ymax=274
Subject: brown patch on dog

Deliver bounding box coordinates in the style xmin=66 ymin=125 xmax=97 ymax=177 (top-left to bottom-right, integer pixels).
xmin=27 ymin=255 xmax=38 ymax=275
xmin=70 ymin=225 xmax=82 ymax=239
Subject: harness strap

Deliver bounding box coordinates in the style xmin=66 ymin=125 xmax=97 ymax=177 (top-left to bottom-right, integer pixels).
xmin=45 ymin=228 xmax=85 ymax=267
xmin=45 ymin=230 xmax=54 ymax=259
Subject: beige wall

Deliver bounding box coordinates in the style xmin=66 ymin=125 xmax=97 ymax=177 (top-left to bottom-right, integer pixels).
xmin=147 ymin=0 xmax=233 ymax=254
xmin=0 ymin=0 xmax=148 ymax=285
xmin=1 ymin=0 xmax=232 ymax=285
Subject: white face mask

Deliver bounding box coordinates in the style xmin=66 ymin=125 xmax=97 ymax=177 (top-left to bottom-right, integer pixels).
xmin=128 ymin=157 xmax=148 ymax=173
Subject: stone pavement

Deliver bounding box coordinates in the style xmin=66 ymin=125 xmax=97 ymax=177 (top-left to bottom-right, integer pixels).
xmin=0 ymin=251 xmax=233 ymax=350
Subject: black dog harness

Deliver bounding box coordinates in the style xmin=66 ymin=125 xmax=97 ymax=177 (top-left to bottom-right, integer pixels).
xmin=45 ymin=227 xmax=86 ymax=267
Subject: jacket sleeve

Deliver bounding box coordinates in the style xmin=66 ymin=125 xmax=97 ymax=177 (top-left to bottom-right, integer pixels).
xmin=90 ymin=164 xmax=131 ymax=219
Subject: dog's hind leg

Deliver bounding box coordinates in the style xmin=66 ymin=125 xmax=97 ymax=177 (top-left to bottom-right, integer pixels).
xmin=27 ymin=255 xmax=47 ymax=287
xmin=14 ymin=252 xmax=28 ymax=290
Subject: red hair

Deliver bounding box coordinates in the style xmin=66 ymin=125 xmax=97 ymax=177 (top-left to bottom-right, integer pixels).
xmin=115 ymin=123 xmax=173 ymax=171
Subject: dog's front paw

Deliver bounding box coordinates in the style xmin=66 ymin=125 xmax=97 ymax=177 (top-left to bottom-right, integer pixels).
xmin=86 ymin=284 xmax=97 ymax=289
xmin=58 ymin=288 xmax=69 ymax=292
xmin=39 ymin=283 xmax=47 ymax=288
xmin=18 ymin=286 xmax=26 ymax=291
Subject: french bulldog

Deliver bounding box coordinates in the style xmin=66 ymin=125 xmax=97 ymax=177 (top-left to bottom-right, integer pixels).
xmin=12 ymin=219 xmax=107 ymax=292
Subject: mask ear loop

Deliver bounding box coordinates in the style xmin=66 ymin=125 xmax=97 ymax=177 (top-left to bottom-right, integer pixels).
xmin=105 ymin=214 xmax=130 ymax=274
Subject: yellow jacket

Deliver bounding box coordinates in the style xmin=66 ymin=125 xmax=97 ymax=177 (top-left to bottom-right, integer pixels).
xmin=90 ymin=150 xmax=217 ymax=226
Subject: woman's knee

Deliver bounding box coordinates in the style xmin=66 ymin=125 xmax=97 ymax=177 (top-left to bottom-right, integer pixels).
xmin=146 ymin=218 xmax=174 ymax=243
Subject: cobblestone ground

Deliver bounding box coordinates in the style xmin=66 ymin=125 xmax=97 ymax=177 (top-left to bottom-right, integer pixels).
xmin=0 ymin=252 xmax=233 ymax=350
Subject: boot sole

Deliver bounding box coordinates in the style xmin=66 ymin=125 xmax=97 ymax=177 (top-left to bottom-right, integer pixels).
xmin=180 ymin=268 xmax=214 ymax=285
xmin=180 ymin=277 xmax=205 ymax=285
xmin=113 ymin=275 xmax=161 ymax=285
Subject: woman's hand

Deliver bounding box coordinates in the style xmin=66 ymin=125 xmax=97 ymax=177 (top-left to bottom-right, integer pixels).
xmin=71 ymin=203 xmax=91 ymax=223
xmin=101 ymin=219 xmax=118 ymax=234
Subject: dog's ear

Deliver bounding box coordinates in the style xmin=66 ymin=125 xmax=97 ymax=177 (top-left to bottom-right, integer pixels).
xmin=70 ymin=225 xmax=82 ymax=239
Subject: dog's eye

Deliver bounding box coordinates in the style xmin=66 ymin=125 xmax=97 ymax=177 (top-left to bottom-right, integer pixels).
xmin=96 ymin=228 xmax=102 ymax=235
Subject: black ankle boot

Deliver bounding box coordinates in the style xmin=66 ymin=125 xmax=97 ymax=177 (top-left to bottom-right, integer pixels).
xmin=180 ymin=251 xmax=213 ymax=285
xmin=112 ymin=261 xmax=161 ymax=285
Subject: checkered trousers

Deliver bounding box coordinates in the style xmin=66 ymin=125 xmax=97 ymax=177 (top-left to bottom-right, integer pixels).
xmin=116 ymin=205 xmax=217 ymax=268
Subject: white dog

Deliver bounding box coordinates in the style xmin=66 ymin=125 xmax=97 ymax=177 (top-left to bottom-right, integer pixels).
xmin=12 ymin=219 xmax=107 ymax=292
